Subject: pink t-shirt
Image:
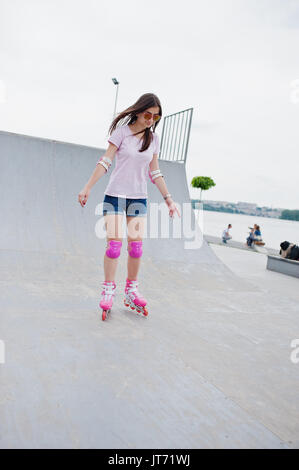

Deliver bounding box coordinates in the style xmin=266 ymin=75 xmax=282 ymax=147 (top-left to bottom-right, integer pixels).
xmin=98 ymin=125 xmax=160 ymax=199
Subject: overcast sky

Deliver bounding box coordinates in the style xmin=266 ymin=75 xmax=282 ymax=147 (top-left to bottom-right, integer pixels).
xmin=1 ymin=0 xmax=299 ymax=209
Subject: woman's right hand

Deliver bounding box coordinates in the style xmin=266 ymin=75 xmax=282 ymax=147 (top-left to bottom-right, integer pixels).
xmin=78 ymin=187 xmax=90 ymax=207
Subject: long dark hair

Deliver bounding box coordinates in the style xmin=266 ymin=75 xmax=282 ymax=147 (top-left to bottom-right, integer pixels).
xmin=108 ymin=93 xmax=162 ymax=152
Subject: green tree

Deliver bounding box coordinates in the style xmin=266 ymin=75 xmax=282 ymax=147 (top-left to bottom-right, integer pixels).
xmin=280 ymin=209 xmax=299 ymax=221
xmin=191 ymin=176 xmax=216 ymax=202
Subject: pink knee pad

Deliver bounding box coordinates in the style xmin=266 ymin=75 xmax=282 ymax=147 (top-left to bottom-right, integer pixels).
xmin=128 ymin=240 xmax=143 ymax=258
xmin=106 ymin=240 xmax=122 ymax=259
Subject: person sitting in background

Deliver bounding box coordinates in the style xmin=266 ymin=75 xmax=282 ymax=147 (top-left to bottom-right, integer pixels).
xmin=254 ymin=225 xmax=262 ymax=241
xmin=222 ymin=224 xmax=232 ymax=244
xmin=246 ymin=226 xmax=255 ymax=246
xmin=246 ymin=225 xmax=255 ymax=246
xmin=246 ymin=224 xmax=262 ymax=247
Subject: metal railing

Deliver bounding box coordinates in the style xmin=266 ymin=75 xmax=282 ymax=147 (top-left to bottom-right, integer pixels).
xmin=159 ymin=107 xmax=193 ymax=164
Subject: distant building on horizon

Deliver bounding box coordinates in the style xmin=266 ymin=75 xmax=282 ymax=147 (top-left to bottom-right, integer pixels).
xmin=191 ymin=199 xmax=284 ymax=219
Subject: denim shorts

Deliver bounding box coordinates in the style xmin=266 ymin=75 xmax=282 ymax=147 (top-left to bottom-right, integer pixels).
xmin=102 ymin=194 xmax=147 ymax=217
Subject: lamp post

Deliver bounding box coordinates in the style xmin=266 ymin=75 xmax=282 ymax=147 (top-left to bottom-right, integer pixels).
xmin=112 ymin=78 xmax=119 ymax=118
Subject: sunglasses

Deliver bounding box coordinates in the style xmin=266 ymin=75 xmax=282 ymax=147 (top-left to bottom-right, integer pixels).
xmin=143 ymin=111 xmax=161 ymax=122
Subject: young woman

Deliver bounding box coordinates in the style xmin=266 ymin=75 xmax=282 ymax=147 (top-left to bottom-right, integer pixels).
xmin=78 ymin=93 xmax=180 ymax=320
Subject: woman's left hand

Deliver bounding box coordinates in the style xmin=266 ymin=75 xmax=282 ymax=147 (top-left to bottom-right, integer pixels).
xmin=166 ymin=198 xmax=181 ymax=218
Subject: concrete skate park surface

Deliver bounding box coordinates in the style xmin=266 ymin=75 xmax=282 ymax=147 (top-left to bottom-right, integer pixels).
xmin=0 ymin=130 xmax=298 ymax=449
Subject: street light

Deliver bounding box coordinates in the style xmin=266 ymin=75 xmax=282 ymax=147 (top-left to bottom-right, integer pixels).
xmin=112 ymin=78 xmax=119 ymax=118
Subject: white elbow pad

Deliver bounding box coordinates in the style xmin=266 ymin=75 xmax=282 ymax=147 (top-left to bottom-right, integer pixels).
xmin=102 ymin=156 xmax=112 ymax=166
xmin=151 ymin=170 xmax=163 ymax=181
xmin=148 ymin=168 xmax=163 ymax=184
xmin=98 ymin=161 xmax=109 ymax=171
xmin=96 ymin=156 xmax=112 ymax=172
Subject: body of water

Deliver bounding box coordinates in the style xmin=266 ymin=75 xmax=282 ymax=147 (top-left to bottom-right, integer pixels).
xmin=194 ymin=210 xmax=299 ymax=250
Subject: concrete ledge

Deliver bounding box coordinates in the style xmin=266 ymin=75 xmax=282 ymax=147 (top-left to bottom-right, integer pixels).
xmin=204 ymin=234 xmax=278 ymax=255
xmin=267 ymin=255 xmax=299 ymax=278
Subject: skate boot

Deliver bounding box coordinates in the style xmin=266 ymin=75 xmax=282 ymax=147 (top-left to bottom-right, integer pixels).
xmin=99 ymin=280 xmax=116 ymax=321
xmin=124 ymin=278 xmax=148 ymax=316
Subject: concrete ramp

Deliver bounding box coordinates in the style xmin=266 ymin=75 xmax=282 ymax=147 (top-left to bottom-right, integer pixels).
xmin=0 ymin=130 xmax=225 ymax=268
xmin=0 ymin=130 xmax=297 ymax=449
